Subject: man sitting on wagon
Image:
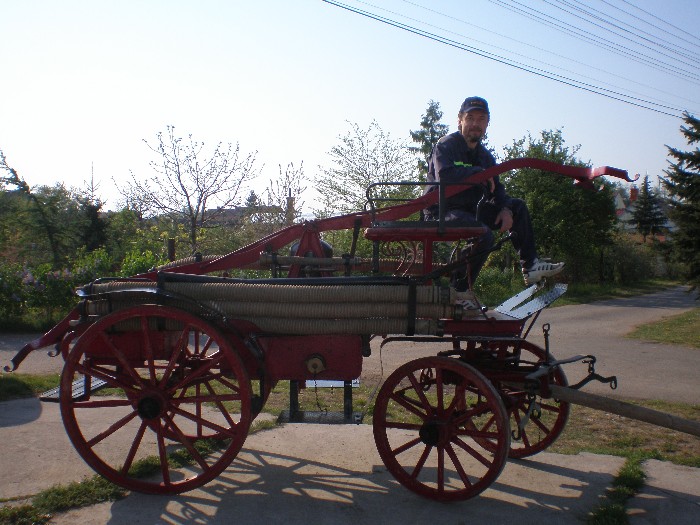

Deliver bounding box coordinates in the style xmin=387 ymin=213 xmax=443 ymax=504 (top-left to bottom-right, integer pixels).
xmin=423 ymin=96 xmax=564 ymax=307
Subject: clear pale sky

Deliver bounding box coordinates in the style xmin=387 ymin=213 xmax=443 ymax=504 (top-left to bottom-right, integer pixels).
xmin=2 ymin=0 xmax=699 ymax=211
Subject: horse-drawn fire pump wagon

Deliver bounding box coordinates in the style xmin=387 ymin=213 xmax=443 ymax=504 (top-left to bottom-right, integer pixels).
xmin=6 ymin=158 xmax=699 ymax=501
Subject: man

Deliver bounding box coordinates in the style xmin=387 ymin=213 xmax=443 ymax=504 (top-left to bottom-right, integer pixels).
xmin=424 ymin=96 xmax=564 ymax=302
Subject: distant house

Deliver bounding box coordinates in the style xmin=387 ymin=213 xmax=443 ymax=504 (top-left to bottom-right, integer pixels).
xmin=613 ymin=185 xmax=638 ymax=231
xmin=613 ymin=182 xmax=675 ymax=241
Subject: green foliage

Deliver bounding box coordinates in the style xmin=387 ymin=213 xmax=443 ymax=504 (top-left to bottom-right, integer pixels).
xmin=472 ymin=266 xmax=523 ymax=305
xmin=602 ymin=232 xmax=657 ymax=284
xmin=502 ymin=129 xmax=617 ymax=282
xmin=118 ymin=249 xmax=162 ymax=277
xmin=662 ymin=111 xmax=700 ymax=295
xmin=72 ymin=247 xmax=114 ymax=282
xmin=0 ymin=262 xmax=23 ymax=319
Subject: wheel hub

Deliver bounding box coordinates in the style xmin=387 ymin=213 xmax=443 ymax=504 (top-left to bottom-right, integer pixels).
xmin=419 ymin=420 xmax=444 ymax=447
xmin=137 ymin=395 xmax=164 ymax=420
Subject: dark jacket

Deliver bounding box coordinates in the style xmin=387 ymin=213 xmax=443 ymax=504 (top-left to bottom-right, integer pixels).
xmin=425 ymin=131 xmax=510 ymax=217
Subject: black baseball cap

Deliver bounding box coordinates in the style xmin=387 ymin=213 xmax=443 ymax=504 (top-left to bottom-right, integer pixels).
xmin=460 ymin=96 xmax=489 ymax=114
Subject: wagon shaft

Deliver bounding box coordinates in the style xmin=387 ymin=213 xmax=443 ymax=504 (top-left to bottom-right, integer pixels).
xmin=550 ymin=385 xmax=700 ymax=438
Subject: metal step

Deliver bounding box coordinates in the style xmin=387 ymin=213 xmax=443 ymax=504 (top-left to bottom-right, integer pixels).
xmin=39 ymin=378 xmax=108 ymax=403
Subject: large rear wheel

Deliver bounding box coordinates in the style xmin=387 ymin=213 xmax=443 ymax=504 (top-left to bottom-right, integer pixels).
xmin=60 ymin=305 xmax=252 ymax=494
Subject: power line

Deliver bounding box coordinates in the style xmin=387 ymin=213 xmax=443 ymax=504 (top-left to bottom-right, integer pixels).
xmin=322 ymin=0 xmax=684 ymax=117
xmin=489 ymin=0 xmax=700 ymax=83
xmin=613 ymin=0 xmax=700 ymax=47
xmin=549 ymin=0 xmax=700 ymax=66
xmin=396 ymin=0 xmax=700 ymax=110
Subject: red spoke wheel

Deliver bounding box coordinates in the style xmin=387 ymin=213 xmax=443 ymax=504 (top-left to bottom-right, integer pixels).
xmin=486 ymin=341 xmax=570 ymax=459
xmin=373 ymin=356 xmax=510 ymax=501
xmin=60 ymin=305 xmax=252 ymax=494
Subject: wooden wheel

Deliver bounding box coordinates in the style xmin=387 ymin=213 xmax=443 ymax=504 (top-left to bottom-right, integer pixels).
xmin=60 ymin=305 xmax=252 ymax=494
xmin=490 ymin=341 xmax=570 ymax=459
xmin=372 ymin=356 xmax=510 ymax=501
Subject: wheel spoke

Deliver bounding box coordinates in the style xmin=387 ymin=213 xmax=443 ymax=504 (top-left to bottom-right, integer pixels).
xmin=391 ymin=436 xmax=423 ymax=456
xmin=97 ymin=332 xmax=144 ymax=387
xmin=162 ymin=414 xmax=210 ymax=471
xmin=121 ymin=420 xmax=148 ymax=476
xmin=435 ymin=367 xmax=445 ymax=414
xmin=167 ymin=353 xmax=225 ymax=393
xmin=410 ymin=445 xmax=432 ymax=480
xmin=445 ymin=443 xmax=472 ymax=488
xmin=155 ymin=421 xmax=171 ymax=485
xmin=159 ymin=328 xmax=188 ymax=388
xmin=73 ymin=398 xmax=133 ymax=409
xmin=406 ymin=372 xmax=434 ymax=414
xmin=212 ymin=373 xmax=242 ymax=395
xmin=203 ymin=381 xmax=237 ymax=429
xmin=75 ymin=362 xmax=140 ymax=395
xmin=437 ymin=447 xmax=445 ymax=495
xmin=86 ymin=410 xmax=139 ymax=447
xmin=452 ymin=435 xmax=493 ymax=468
xmin=389 ymin=391 xmax=429 ymax=420
xmin=140 ymin=316 xmax=157 ymax=384
xmin=382 ymin=421 xmax=422 ymax=432
xmin=169 ymin=405 xmax=240 ymax=438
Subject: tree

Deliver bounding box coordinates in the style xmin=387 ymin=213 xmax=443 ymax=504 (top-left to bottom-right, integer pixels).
xmin=1 ymin=151 xmax=74 ymax=266
xmin=122 ymin=126 xmax=259 ymax=253
xmin=502 ymin=129 xmax=617 ymax=282
xmin=661 ymin=111 xmax=700 ymax=294
xmin=315 ymin=120 xmax=419 ymax=218
xmin=409 ymin=100 xmax=449 ymax=179
xmin=629 ymin=176 xmax=667 ymax=242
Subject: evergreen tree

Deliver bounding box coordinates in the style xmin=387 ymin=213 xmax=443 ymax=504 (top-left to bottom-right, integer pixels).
xmin=661 ymin=111 xmax=700 ymax=294
xmin=409 ymin=100 xmax=449 ymax=180
xmin=629 ymin=176 xmax=667 ymax=242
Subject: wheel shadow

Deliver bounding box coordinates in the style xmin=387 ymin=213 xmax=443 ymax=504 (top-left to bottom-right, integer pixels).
xmin=104 ymin=444 xmax=624 ymax=525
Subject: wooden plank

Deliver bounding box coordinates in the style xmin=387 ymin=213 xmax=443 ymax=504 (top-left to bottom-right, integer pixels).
xmin=550 ymin=385 xmax=700 ymax=438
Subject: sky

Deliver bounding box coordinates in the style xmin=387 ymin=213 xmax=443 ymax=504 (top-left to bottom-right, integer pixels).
xmin=2 ymin=0 xmax=699 ymax=213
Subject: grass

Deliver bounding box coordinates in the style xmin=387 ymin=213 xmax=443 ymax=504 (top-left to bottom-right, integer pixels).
xmin=626 ymin=308 xmax=700 ymax=349
xmin=0 ymin=429 xmax=275 ymax=525
xmin=549 ymin=402 xmax=700 ymax=467
xmin=586 ymin=454 xmax=650 ymax=525
xmin=0 ymin=373 xmax=60 ymax=402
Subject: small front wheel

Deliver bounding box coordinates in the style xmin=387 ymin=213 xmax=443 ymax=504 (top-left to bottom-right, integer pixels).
xmin=373 ymin=356 xmax=510 ymax=501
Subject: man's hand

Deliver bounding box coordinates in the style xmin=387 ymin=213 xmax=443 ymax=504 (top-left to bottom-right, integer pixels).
xmin=495 ymin=208 xmax=513 ymax=232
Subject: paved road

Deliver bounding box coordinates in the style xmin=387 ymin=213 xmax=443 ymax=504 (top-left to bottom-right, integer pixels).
xmin=0 ymin=285 xmax=698 ymax=524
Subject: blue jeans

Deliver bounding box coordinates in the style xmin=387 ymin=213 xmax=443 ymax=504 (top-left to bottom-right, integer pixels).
xmin=443 ymin=198 xmax=537 ymax=291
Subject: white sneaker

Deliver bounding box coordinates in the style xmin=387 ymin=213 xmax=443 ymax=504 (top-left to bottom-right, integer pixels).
xmin=453 ymin=290 xmax=479 ymax=310
xmin=522 ymin=258 xmax=564 ymax=285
